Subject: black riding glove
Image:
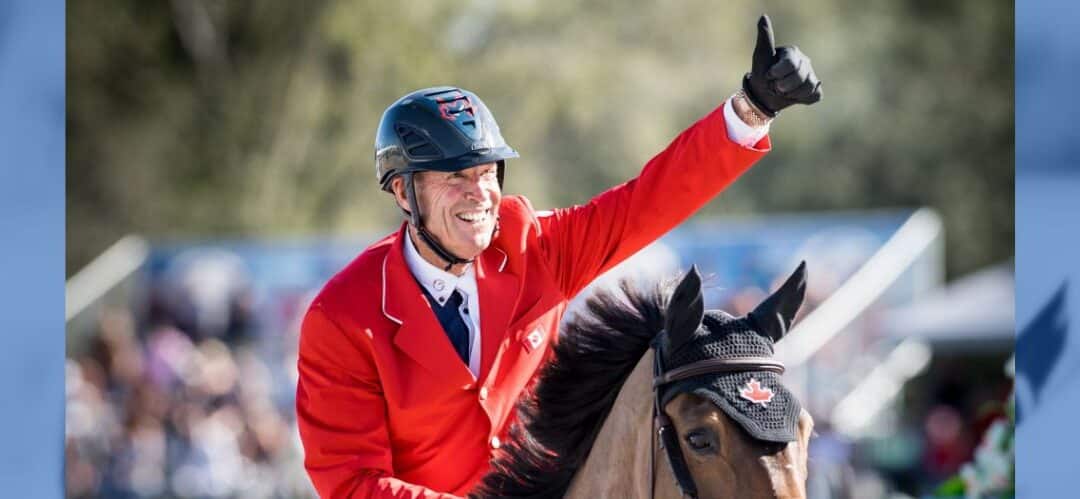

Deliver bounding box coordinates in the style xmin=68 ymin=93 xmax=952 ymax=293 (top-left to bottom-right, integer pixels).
xmin=742 ymin=15 xmax=823 ymax=117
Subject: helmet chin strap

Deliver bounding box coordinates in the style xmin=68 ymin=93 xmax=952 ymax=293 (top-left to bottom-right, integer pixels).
xmin=403 ymin=173 xmax=479 ymax=272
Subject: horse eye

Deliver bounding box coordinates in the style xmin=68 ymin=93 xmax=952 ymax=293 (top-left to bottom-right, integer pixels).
xmin=684 ymin=430 xmax=715 ymax=453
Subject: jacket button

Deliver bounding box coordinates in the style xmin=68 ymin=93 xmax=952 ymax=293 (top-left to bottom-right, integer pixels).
xmin=479 ymin=386 xmax=489 ymax=401
xmin=490 ymin=436 xmax=501 ymax=449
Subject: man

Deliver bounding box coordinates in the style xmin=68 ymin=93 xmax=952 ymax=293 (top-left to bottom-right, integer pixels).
xmin=296 ymin=15 xmax=822 ymax=499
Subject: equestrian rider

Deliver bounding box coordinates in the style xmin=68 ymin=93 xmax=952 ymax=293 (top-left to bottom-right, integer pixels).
xmin=296 ymin=15 xmax=822 ymax=499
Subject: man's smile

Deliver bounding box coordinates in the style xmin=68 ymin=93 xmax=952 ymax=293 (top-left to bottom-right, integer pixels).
xmin=454 ymin=207 xmax=494 ymax=225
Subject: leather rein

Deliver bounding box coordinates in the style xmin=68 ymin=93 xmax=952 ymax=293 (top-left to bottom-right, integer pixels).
xmin=649 ymin=332 xmax=786 ymax=499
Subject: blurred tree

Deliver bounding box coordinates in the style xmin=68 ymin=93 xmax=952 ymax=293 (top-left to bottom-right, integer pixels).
xmin=68 ymin=0 xmax=1012 ymax=279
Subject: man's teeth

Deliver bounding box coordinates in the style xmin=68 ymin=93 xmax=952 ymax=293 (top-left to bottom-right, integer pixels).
xmin=457 ymin=210 xmax=490 ymax=222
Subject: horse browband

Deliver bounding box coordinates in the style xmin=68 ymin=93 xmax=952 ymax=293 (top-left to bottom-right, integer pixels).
xmin=653 ymin=357 xmax=785 ymax=388
xmin=651 ymin=333 xmax=786 ymax=499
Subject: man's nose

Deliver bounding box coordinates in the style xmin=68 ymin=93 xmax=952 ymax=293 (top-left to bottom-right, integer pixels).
xmin=461 ymin=177 xmax=486 ymax=201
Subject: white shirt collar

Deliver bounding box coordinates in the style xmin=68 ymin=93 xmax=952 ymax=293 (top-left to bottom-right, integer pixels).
xmin=402 ymin=230 xmax=477 ymax=304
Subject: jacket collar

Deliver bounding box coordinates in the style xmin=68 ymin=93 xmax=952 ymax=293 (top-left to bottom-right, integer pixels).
xmin=401 ymin=228 xmax=477 ymax=305
xmin=382 ymin=223 xmax=520 ymax=382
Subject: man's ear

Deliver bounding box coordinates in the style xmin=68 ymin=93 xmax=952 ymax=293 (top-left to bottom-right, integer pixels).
xmin=390 ymin=176 xmax=410 ymax=213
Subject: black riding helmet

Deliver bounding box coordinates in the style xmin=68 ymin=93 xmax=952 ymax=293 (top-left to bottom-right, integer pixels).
xmin=375 ymin=86 xmax=519 ymax=269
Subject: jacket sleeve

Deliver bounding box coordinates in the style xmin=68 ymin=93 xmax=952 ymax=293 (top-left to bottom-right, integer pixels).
xmin=536 ymin=100 xmax=770 ymax=298
xmin=296 ymin=303 xmax=461 ymax=499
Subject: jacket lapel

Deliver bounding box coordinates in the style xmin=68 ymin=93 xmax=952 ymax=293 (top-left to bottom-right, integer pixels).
xmin=476 ymin=246 xmax=521 ymax=381
xmin=383 ymin=226 xmax=474 ymax=386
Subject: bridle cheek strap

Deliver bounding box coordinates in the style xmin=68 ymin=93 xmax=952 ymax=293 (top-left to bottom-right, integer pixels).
xmin=653 ymin=336 xmax=699 ymax=499
xmin=655 ymin=410 xmax=699 ymax=499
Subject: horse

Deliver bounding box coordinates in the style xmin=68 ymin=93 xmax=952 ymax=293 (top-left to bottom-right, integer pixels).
xmin=473 ymin=263 xmax=815 ymax=499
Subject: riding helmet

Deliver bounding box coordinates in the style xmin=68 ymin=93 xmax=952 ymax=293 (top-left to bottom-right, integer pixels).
xmin=375 ymin=86 xmax=518 ymax=191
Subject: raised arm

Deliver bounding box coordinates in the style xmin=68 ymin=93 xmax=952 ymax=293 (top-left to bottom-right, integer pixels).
xmin=536 ymin=14 xmax=821 ymax=298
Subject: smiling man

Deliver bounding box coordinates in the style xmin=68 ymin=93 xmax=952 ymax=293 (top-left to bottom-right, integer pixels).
xmin=296 ymin=15 xmax=822 ymax=499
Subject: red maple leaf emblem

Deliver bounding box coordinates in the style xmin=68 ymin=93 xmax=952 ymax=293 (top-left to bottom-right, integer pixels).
xmin=739 ymin=378 xmax=775 ymax=407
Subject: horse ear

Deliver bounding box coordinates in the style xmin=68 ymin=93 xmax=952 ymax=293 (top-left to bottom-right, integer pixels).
xmin=747 ymin=261 xmax=807 ymax=343
xmin=665 ymin=266 xmax=705 ymax=350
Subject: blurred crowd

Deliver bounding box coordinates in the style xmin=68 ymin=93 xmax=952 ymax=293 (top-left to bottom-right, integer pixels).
xmin=65 ymin=250 xmax=315 ymax=498
xmin=64 ymin=240 xmax=1012 ymax=498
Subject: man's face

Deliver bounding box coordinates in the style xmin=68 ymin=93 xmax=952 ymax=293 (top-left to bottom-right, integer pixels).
xmin=394 ymin=162 xmax=501 ymax=261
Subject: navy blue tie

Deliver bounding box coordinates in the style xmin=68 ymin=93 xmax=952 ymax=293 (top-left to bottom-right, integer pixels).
xmin=422 ymin=288 xmax=471 ymax=366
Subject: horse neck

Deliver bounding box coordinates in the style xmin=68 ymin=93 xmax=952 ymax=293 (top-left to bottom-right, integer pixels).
xmin=564 ymin=349 xmax=681 ymax=499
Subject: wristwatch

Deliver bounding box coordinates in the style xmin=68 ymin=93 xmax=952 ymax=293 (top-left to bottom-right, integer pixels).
xmin=734 ymin=88 xmax=773 ymax=128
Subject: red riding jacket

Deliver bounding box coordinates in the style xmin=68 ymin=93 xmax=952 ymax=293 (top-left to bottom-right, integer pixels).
xmin=296 ymin=102 xmax=770 ymax=498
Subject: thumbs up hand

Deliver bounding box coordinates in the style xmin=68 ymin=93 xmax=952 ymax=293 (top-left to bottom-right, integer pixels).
xmin=742 ymin=15 xmax=822 ymax=117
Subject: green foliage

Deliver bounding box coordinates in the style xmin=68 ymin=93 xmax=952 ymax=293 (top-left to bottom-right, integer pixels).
xmin=935 ymin=475 xmax=967 ymax=496
xmin=932 ymin=366 xmax=1015 ymax=498
xmin=67 ymin=0 xmax=1013 ymax=278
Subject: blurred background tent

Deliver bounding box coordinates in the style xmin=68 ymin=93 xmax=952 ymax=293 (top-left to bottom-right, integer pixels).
xmin=66 ymin=1 xmax=1013 ymax=498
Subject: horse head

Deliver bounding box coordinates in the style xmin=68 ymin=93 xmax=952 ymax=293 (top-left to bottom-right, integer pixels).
xmin=654 ymin=263 xmax=813 ymax=499
xmin=474 ymin=263 xmax=814 ymax=499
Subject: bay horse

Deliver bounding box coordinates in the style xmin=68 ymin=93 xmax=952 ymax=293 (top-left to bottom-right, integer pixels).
xmin=473 ymin=264 xmax=814 ymax=499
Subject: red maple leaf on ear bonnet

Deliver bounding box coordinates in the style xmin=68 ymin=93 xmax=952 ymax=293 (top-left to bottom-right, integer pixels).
xmin=740 ymin=378 xmax=775 ymax=407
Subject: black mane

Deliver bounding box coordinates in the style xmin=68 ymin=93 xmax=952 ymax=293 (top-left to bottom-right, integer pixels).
xmin=473 ymin=280 xmax=667 ymax=498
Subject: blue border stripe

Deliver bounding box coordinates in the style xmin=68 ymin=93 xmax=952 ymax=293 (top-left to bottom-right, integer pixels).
xmin=0 ymin=0 xmax=65 ymax=497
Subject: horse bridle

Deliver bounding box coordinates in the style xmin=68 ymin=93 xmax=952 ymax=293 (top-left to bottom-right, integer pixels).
xmin=649 ymin=332 xmax=786 ymax=499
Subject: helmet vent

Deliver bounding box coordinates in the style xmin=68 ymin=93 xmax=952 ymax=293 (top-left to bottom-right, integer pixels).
xmin=429 ymin=89 xmax=477 ymax=132
xmin=395 ymin=123 xmax=442 ymax=159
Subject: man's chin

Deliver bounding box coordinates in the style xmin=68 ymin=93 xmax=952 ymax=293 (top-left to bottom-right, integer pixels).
xmin=458 ymin=236 xmax=492 ymax=260
xmin=466 ymin=240 xmax=492 ymax=257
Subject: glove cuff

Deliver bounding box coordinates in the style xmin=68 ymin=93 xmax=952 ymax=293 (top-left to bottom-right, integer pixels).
xmin=742 ymin=73 xmax=779 ymax=118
